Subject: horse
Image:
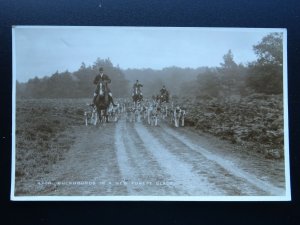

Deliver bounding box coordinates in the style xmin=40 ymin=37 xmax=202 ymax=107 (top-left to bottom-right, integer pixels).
xmin=159 ymin=92 xmax=169 ymax=104
xmin=132 ymin=86 xmax=143 ymax=108
xmin=157 ymin=93 xmax=169 ymax=119
xmin=94 ymin=80 xmax=110 ymax=123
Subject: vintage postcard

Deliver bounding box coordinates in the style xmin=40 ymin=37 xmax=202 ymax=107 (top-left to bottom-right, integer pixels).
xmin=11 ymin=26 xmax=290 ymax=201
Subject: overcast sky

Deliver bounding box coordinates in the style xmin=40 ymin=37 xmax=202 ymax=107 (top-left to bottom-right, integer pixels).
xmin=13 ymin=26 xmax=280 ymax=82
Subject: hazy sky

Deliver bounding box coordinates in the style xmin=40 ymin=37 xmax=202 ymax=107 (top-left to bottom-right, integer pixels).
xmin=13 ymin=26 xmax=279 ymax=82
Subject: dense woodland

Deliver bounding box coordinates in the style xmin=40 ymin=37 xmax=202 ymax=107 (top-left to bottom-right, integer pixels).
xmin=17 ymin=33 xmax=283 ymax=99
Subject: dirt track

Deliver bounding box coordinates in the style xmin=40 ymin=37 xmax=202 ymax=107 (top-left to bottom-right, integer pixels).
xmin=32 ymin=114 xmax=286 ymax=197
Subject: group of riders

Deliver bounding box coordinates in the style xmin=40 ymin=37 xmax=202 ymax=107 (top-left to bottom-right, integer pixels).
xmin=92 ymin=67 xmax=170 ymax=109
xmin=90 ymin=67 xmax=185 ymax=126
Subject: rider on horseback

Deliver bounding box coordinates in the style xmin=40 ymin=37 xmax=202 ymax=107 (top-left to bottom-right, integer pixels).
xmin=93 ymin=67 xmax=117 ymax=107
xmin=132 ymin=80 xmax=143 ymax=97
xmin=160 ymin=85 xmax=169 ymax=103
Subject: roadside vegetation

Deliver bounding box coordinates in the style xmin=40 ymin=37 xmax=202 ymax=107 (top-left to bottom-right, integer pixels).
xmin=15 ymin=99 xmax=86 ymax=195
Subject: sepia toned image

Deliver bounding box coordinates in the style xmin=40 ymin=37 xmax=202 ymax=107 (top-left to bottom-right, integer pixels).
xmin=11 ymin=26 xmax=290 ymax=200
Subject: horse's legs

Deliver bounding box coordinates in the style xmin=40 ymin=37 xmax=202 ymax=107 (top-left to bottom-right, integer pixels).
xmin=96 ymin=107 xmax=102 ymax=124
xmin=98 ymin=109 xmax=102 ymax=123
xmin=105 ymin=109 xmax=109 ymax=122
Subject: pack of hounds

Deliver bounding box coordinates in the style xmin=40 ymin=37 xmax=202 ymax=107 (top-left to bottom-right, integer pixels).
xmin=84 ymin=96 xmax=186 ymax=128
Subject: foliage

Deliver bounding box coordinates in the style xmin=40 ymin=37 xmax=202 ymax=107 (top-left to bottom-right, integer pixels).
xmin=247 ymin=63 xmax=283 ymax=94
xmin=195 ymin=68 xmax=221 ymax=98
xmin=246 ymin=33 xmax=283 ymax=94
xmin=217 ymin=50 xmax=248 ymax=96
xmin=17 ymin=58 xmax=130 ymax=98
xmin=253 ymin=33 xmax=283 ymax=66
xmin=220 ymin=49 xmax=237 ymax=69
xmin=192 ymin=50 xmax=247 ymax=98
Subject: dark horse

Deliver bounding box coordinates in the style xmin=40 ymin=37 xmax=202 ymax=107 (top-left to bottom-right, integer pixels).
xmin=159 ymin=93 xmax=169 ymax=104
xmin=94 ymin=80 xmax=110 ymax=123
xmin=132 ymin=86 xmax=143 ymax=107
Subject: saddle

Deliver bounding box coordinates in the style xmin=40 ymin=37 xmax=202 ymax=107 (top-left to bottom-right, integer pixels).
xmin=159 ymin=93 xmax=169 ymax=103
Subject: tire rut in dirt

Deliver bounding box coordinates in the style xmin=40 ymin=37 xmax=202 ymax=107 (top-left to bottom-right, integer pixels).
xmin=134 ymin=122 xmax=224 ymax=196
xmin=116 ymin=119 xmax=181 ymax=195
xmin=167 ymin=125 xmax=286 ymax=190
xmin=150 ymin=125 xmax=268 ymax=196
xmin=161 ymin=125 xmax=284 ymax=196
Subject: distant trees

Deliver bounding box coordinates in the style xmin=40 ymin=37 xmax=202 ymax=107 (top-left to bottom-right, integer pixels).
xmin=16 ymin=81 xmax=27 ymax=98
xmin=17 ymin=58 xmax=130 ymax=98
xmin=218 ymin=50 xmax=247 ymax=96
xmin=123 ymin=67 xmax=203 ymax=97
xmin=193 ymin=50 xmax=247 ymax=98
xmin=197 ymin=68 xmax=220 ymax=98
xmin=191 ymin=33 xmax=283 ymax=99
xmin=124 ymin=34 xmax=283 ymax=99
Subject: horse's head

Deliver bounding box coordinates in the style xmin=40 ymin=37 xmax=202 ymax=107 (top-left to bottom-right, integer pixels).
xmin=134 ymin=86 xmax=140 ymax=95
xmin=98 ymin=80 xmax=107 ymax=96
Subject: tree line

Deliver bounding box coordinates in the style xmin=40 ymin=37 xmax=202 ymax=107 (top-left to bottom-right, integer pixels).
xmin=17 ymin=58 xmax=130 ymax=98
xmin=182 ymin=32 xmax=283 ymax=99
xmin=17 ymin=32 xmax=283 ymax=99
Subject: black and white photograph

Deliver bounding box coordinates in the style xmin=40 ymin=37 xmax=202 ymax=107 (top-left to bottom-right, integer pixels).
xmin=11 ymin=26 xmax=290 ymax=201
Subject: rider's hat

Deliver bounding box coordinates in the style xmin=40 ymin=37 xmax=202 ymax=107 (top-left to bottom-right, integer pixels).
xmin=99 ymin=67 xmax=104 ymax=72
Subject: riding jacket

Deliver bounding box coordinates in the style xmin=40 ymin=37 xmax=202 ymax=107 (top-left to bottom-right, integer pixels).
xmin=93 ymin=74 xmax=111 ymax=85
xmin=160 ymin=88 xmax=168 ymax=95
xmin=94 ymin=74 xmax=112 ymax=94
xmin=133 ymin=83 xmax=143 ymax=89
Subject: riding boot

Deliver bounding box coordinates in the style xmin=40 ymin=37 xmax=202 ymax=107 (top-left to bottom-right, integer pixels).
xmin=92 ymin=95 xmax=97 ymax=106
xmin=109 ymin=96 xmax=117 ymax=107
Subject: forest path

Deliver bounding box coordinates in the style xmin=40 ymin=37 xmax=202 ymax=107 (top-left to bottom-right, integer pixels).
xmin=34 ymin=114 xmax=285 ymax=197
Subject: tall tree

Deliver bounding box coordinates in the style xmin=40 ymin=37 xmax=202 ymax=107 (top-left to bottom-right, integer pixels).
xmin=219 ymin=49 xmax=237 ymax=69
xmin=253 ymin=32 xmax=283 ymax=66
xmin=247 ymin=32 xmax=283 ymax=94
xmin=218 ymin=50 xmax=243 ymax=96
